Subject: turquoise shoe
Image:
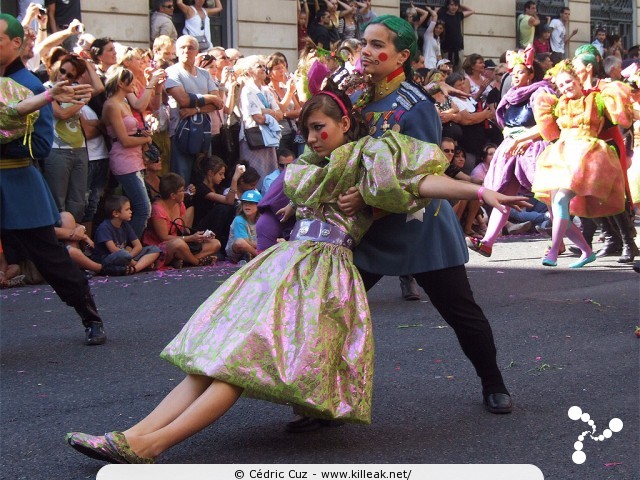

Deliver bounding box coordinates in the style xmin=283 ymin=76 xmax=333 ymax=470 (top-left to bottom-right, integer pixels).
xmin=569 ymin=252 xmax=596 ymax=268
xmin=542 ymin=257 xmax=557 ymax=267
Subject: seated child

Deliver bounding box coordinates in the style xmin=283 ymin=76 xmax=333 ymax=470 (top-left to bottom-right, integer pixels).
xmin=225 ymin=190 xmax=261 ymax=263
xmin=91 ymin=196 xmax=161 ymax=275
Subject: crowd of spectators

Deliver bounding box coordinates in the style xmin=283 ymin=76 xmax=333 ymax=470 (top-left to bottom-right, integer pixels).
xmin=2 ymin=0 xmax=639 ymax=291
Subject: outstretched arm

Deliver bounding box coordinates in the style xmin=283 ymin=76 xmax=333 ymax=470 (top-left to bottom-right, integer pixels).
xmin=418 ymin=175 xmax=530 ymax=214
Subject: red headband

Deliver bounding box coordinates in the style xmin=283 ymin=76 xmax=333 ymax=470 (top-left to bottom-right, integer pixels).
xmin=318 ymin=91 xmax=349 ymax=118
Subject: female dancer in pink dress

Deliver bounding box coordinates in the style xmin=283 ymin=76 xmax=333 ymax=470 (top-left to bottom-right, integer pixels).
xmin=66 ymin=89 xmax=528 ymax=464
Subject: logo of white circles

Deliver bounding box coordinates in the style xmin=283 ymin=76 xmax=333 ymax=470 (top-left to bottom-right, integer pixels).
xmin=568 ymin=406 xmax=623 ymax=464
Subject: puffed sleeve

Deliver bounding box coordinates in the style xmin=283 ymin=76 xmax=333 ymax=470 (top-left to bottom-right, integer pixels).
xmin=283 ymin=144 xmax=362 ymax=208
xmin=0 ymin=77 xmax=39 ymax=144
xmin=599 ymin=80 xmax=634 ymax=129
xmin=358 ymin=131 xmax=448 ymax=213
xmin=533 ymin=91 xmax=561 ymax=141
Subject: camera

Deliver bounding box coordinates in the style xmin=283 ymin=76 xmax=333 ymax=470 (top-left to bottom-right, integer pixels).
xmin=38 ymin=6 xmax=47 ymax=15
xmin=203 ymin=230 xmax=215 ymax=239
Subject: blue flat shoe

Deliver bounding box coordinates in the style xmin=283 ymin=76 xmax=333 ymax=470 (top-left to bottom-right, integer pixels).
xmin=569 ymin=252 xmax=596 ymax=268
xmin=542 ymin=257 xmax=557 ymax=267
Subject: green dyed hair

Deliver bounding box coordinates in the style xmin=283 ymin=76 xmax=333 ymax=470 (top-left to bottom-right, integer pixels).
xmin=574 ymin=44 xmax=600 ymax=69
xmin=0 ymin=13 xmax=24 ymax=42
xmin=366 ymin=15 xmax=418 ymax=78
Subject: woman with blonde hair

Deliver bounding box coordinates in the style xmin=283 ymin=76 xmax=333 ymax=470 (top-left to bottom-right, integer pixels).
xmin=236 ymin=55 xmax=283 ymax=191
xmin=102 ymin=66 xmax=154 ymax=238
xmin=118 ymin=46 xmax=165 ymax=130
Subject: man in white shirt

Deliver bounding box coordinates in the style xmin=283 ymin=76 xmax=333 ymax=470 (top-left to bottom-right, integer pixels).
xmin=592 ymin=28 xmax=606 ymax=57
xmin=549 ymin=7 xmax=578 ymax=64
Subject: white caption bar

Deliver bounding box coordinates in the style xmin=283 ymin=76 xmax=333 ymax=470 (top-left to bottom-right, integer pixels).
xmin=97 ymin=464 xmax=544 ymax=480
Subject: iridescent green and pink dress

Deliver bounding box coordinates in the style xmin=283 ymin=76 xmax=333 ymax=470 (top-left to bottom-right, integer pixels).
xmin=160 ymin=131 xmax=447 ymax=424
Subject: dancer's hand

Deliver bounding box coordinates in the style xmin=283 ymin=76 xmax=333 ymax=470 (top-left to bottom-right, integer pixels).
xmin=338 ymin=187 xmax=365 ymax=216
xmin=276 ymin=204 xmax=294 ymax=222
xmin=481 ymin=189 xmax=532 ymax=214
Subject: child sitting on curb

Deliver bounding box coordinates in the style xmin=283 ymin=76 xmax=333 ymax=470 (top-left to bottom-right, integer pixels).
xmin=91 ymin=196 xmax=161 ymax=275
xmin=225 ymin=190 xmax=261 ymax=264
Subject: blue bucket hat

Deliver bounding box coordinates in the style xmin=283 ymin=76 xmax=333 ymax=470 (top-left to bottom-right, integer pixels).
xmin=241 ymin=190 xmax=262 ymax=203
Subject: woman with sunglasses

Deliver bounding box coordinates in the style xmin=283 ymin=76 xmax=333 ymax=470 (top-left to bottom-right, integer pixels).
xmin=236 ymin=55 xmax=283 ymax=191
xmin=176 ymin=0 xmax=222 ymax=52
xmin=102 ymin=66 xmax=154 ymax=238
xmin=266 ymin=52 xmax=302 ymax=155
xmin=42 ymin=54 xmax=104 ymax=224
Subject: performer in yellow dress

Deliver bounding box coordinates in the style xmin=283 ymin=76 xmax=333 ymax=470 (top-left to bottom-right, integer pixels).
xmin=532 ymin=61 xmax=631 ymax=267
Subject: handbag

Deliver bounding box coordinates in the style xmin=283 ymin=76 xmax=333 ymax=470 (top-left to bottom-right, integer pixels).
xmin=244 ymin=125 xmax=266 ymax=150
xmin=143 ymin=141 xmax=162 ymax=163
xmin=175 ymin=112 xmax=212 ymax=155
xmin=194 ymin=34 xmax=209 ymax=52
xmin=169 ymin=218 xmax=203 ymax=254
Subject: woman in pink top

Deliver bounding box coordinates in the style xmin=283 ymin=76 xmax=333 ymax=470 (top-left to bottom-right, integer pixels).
xmin=103 ymin=66 xmax=153 ymax=238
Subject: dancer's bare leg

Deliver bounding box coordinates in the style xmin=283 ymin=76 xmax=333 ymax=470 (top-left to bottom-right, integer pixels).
xmin=124 ymin=374 xmax=214 ymax=437
xmin=125 ymin=380 xmax=243 ymax=458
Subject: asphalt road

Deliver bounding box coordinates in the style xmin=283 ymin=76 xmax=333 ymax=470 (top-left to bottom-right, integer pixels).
xmin=1 ymin=234 xmax=638 ymax=480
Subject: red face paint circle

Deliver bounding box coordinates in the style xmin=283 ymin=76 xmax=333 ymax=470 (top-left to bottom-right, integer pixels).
xmin=378 ymin=52 xmax=388 ymax=62
xmin=320 ymin=131 xmax=329 ymax=140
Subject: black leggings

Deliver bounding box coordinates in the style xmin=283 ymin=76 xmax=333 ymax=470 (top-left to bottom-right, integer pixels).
xmin=358 ymin=265 xmax=507 ymax=395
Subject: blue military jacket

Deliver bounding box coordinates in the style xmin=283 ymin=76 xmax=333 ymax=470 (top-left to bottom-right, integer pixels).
xmin=354 ymin=80 xmax=469 ymax=275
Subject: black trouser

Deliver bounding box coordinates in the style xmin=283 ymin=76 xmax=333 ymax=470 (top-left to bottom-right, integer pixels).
xmin=358 ymin=265 xmax=507 ymax=395
xmin=2 ymin=226 xmax=93 ymax=311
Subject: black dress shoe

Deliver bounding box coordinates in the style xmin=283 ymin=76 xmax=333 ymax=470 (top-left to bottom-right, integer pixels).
xmin=399 ymin=275 xmax=420 ymax=301
xmin=85 ymin=322 xmax=107 ymax=346
xmin=285 ymin=416 xmax=345 ymax=433
xmin=595 ymin=243 xmax=622 ymax=258
xmin=483 ymin=393 xmax=513 ymax=414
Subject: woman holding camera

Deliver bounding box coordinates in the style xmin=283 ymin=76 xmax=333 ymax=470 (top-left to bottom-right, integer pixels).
xmin=42 ymin=54 xmax=103 ymax=224
xmin=102 ymin=66 xmax=153 ymax=238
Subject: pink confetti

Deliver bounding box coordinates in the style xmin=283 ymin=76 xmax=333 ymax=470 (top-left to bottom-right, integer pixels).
xmin=496 ymin=271 xmax=505 ymax=274
xmin=434 ymin=359 xmax=442 ymax=363
xmin=535 ymin=356 xmax=542 ymax=361
xmin=531 ymin=335 xmax=539 ymax=339
xmin=604 ymin=462 xmax=622 ymax=467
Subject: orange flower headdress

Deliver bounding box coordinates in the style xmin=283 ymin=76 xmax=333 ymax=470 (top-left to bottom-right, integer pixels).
xmin=505 ymin=45 xmax=534 ymax=72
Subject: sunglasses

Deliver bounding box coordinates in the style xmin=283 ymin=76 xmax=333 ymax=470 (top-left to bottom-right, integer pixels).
xmin=255 ymin=64 xmax=266 ymax=69
xmin=163 ymin=3 xmax=174 ymax=7
xmin=442 ymin=148 xmax=455 ymax=153
xmin=201 ymin=19 xmax=205 ymax=30
xmin=59 ymin=67 xmax=76 ymax=80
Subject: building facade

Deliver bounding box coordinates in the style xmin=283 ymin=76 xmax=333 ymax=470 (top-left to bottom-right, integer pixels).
xmin=4 ymin=1 xmax=637 ymax=65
